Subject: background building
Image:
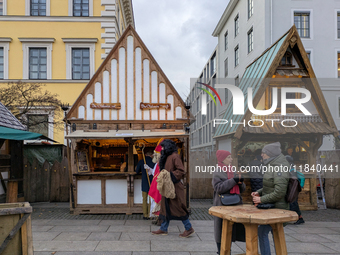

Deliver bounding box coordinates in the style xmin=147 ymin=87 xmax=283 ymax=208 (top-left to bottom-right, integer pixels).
xmin=189 ymin=0 xmax=340 ymax=152
xmin=0 ymin=0 xmax=134 ymax=143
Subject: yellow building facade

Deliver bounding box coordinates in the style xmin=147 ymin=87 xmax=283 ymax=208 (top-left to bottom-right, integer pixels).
xmin=0 ymin=0 xmax=134 ymax=143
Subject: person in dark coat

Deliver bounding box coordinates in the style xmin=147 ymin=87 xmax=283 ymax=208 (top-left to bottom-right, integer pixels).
xmin=135 ymin=151 xmax=155 ymax=219
xmin=285 ymin=155 xmax=305 ymax=225
xmin=252 ymin=142 xmax=289 ymax=255
xmin=151 ymin=139 xmax=194 ymax=238
xmin=249 ymin=155 xmax=263 ymax=193
xmin=213 ymin=150 xmax=246 ymax=254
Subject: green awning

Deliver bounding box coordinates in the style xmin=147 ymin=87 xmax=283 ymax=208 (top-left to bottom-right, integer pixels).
xmin=0 ymin=126 xmax=55 ymax=142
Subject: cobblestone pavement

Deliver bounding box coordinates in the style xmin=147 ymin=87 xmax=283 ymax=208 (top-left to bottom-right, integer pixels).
xmin=31 ymin=199 xmax=340 ymax=221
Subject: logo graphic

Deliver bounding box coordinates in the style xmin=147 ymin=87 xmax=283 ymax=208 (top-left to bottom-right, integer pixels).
xmin=197 ymin=82 xmax=222 ymax=106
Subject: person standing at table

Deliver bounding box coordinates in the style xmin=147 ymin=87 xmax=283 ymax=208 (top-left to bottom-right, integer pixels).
xmin=151 ymin=139 xmax=194 ymax=237
xmin=136 ymin=150 xmax=155 ymax=220
xmin=213 ymin=150 xmax=246 ymax=254
xmin=285 ymin=155 xmax=305 ymax=225
xmin=252 ymin=142 xmax=289 ymax=255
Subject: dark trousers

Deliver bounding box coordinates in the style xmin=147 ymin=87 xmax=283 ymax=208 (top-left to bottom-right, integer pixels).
xmin=290 ymin=198 xmax=301 ymax=217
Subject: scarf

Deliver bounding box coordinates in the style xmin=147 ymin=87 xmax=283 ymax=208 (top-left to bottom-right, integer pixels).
xmin=218 ymin=161 xmax=240 ymax=194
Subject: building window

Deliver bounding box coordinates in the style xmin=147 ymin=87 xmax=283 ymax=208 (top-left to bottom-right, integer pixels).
xmin=248 ymin=0 xmax=253 ymax=19
xmin=199 ymin=129 xmax=202 ymax=145
xmin=224 ymin=58 xmax=228 ymax=77
xmin=225 ymin=88 xmax=228 ymax=105
xmin=224 ymin=31 xmax=228 ymax=50
xmin=248 ymin=27 xmax=253 ymax=53
xmin=338 ymin=12 xmax=340 ymax=39
xmin=27 ymin=114 xmax=49 ymax=137
xmin=234 ymin=45 xmax=239 ymax=67
xmin=235 ymin=75 xmax=239 ymax=87
xmin=197 ymin=96 xmax=200 ymax=112
xmin=29 ymin=48 xmax=47 ymax=80
xmin=207 ymin=103 xmax=209 ymax=122
xmin=211 ymin=53 xmax=216 ymax=75
xmin=235 ymin=14 xmax=239 ymax=37
xmin=294 ymin=12 xmax=310 ymax=38
xmin=338 ymin=97 xmax=340 ymax=117
xmin=73 ymin=0 xmax=89 ymax=16
xmin=72 ymin=48 xmax=90 ymax=80
xmin=207 ymin=63 xmax=210 ymax=79
xmin=338 ymin=52 xmax=340 ymax=78
xmin=0 ymin=0 xmax=3 ymax=15
xmin=0 ymin=47 xmax=3 ymax=79
xmin=306 ymin=51 xmax=311 ymax=60
xmin=30 ymin=0 xmax=46 ymax=16
xmin=212 ymin=74 xmax=216 ymax=88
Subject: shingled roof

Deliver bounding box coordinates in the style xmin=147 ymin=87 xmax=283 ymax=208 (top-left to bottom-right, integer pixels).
xmin=0 ymin=102 xmax=26 ymax=131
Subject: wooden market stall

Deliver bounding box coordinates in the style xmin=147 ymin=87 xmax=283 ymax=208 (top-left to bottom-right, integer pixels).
xmin=214 ymin=25 xmax=339 ymax=210
xmin=65 ymin=25 xmax=193 ymax=215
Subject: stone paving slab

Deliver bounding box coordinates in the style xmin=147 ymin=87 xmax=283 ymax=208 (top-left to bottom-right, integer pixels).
xmin=32 ymin=225 xmax=54 ymax=232
xmin=132 ymin=252 xmax=189 ymax=255
xmin=87 ymin=232 xmax=122 ymax=241
xmin=32 ymin=220 xmax=51 ymax=226
xmin=96 ymin=241 xmax=150 ymax=252
xmin=99 ymin=220 xmax=126 ymax=226
xmin=150 ymin=240 xmax=217 ymax=252
xmin=35 ymin=252 xmax=131 ymax=255
xmin=120 ymin=232 xmax=201 ymax=241
xmin=290 ymin=227 xmax=339 ymax=234
xmin=33 ymin=231 xmax=61 ymax=241
xmin=178 ymin=225 xmax=214 ymax=233
xmin=286 ymin=242 xmax=339 ymax=254
xmin=48 ymin=220 xmax=101 ymax=226
xmin=288 ymin=233 xmax=335 ymax=243
xmin=195 ymin=232 xmax=215 ymax=241
xmin=108 ymin=225 xmax=151 ymax=232
xmin=150 ymin=225 xmax=180 ymax=233
xmin=53 ymin=232 xmax=91 ymax=241
xmin=49 ymin=225 xmax=109 ymax=232
xmin=320 ymin=242 xmax=340 ymax=253
xmin=33 ymin=241 xmax=99 ymax=252
xmin=319 ymin=234 xmax=340 ymax=242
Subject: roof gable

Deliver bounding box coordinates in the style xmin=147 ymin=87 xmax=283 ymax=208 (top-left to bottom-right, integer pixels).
xmin=67 ymin=25 xmax=188 ymax=123
xmin=0 ymin=102 xmax=26 ymax=130
xmin=214 ymin=25 xmax=338 ymax=139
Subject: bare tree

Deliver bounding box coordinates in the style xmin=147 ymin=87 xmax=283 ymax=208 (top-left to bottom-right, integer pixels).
xmin=0 ymin=81 xmax=63 ymax=133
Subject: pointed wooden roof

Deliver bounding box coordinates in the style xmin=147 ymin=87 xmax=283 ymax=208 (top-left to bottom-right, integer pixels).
xmin=214 ymin=25 xmax=338 ymax=139
xmin=67 ymin=25 xmax=191 ymax=123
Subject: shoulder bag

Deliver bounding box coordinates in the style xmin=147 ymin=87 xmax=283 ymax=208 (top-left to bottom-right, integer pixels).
xmin=219 ymin=193 xmax=241 ymax=206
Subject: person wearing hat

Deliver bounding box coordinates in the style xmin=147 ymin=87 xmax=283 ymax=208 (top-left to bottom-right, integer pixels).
xmin=213 ymin=150 xmax=246 ymax=254
xmin=148 ymin=138 xmax=163 ymax=222
xmin=151 ymin=139 xmax=194 ymax=238
xmin=251 ymin=142 xmax=290 ymax=255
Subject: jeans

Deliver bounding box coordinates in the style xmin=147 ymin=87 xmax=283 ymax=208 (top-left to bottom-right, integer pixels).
xmin=160 ymin=218 xmax=192 ymax=232
xmin=258 ymin=225 xmax=273 ymax=255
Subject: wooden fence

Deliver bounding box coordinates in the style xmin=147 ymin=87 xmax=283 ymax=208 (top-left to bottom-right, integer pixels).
xmin=23 ymin=157 xmax=69 ymax=203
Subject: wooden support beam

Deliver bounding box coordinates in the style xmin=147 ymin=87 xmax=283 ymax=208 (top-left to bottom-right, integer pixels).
xmin=6 ymin=181 xmax=18 ymax=203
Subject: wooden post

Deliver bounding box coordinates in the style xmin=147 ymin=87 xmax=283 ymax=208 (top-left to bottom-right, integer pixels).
xmin=244 ymin=223 xmax=259 ymax=255
xmin=6 ymin=181 xmax=18 ymax=203
xmin=270 ymin=223 xmax=288 ymax=255
xmin=220 ymin=219 xmax=234 ymax=255
xmin=127 ymin=139 xmax=134 ymax=172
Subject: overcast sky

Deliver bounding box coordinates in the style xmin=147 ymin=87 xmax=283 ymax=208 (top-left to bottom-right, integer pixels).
xmin=133 ymin=0 xmax=229 ymax=101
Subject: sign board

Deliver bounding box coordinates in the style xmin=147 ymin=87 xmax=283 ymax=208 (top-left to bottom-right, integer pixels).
xmin=140 ymin=102 xmax=171 ymax=110
xmin=90 ymin=103 xmax=121 ymax=109
xmin=76 ymin=150 xmax=90 ymax=172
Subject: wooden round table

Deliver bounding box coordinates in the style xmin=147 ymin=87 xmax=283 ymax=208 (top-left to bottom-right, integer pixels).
xmin=209 ymin=204 xmax=298 ymax=255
